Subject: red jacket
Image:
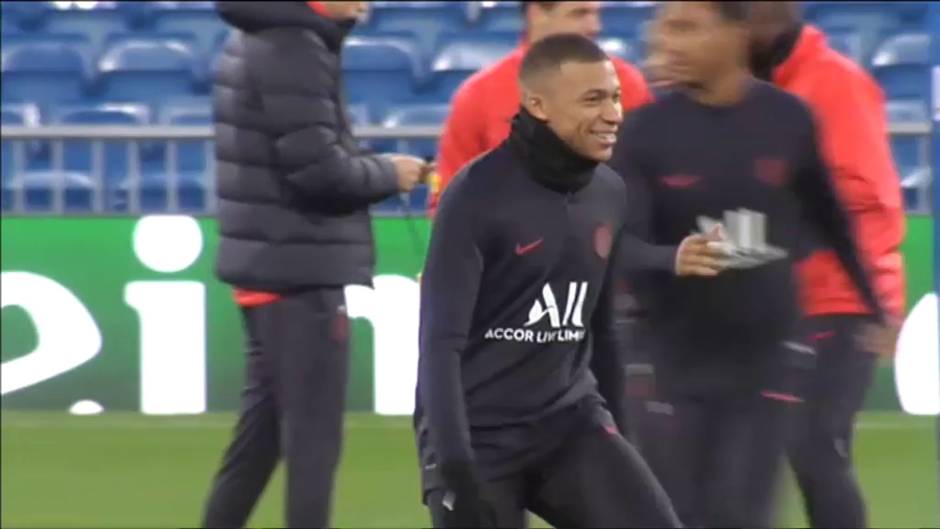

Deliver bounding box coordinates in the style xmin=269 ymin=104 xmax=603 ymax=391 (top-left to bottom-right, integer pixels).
xmin=429 ymin=45 xmax=652 ymax=214
xmin=776 ymin=25 xmax=906 ymax=318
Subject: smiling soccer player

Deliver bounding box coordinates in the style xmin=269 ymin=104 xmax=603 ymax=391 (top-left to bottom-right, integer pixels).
xmin=414 ymin=33 xmax=679 ymax=529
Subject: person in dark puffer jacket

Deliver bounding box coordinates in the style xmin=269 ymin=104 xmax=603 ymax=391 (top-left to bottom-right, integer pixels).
xmin=203 ymin=2 xmax=426 ymax=528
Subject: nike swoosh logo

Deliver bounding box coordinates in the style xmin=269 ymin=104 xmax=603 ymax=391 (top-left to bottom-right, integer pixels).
xmin=515 ymin=238 xmax=544 ymax=256
xmin=761 ymin=390 xmax=804 ymax=403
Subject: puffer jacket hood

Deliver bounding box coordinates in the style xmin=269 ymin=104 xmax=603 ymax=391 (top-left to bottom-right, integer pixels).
xmin=217 ymin=1 xmax=354 ymax=50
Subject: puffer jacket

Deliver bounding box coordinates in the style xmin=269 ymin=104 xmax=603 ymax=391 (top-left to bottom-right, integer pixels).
xmin=213 ymin=1 xmax=399 ymax=290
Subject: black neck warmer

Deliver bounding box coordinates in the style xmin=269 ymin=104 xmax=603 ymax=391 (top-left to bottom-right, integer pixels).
xmin=507 ymin=107 xmax=598 ymax=194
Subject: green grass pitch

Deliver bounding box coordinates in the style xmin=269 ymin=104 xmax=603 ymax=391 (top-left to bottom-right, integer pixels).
xmin=1 ymin=411 xmax=937 ymax=528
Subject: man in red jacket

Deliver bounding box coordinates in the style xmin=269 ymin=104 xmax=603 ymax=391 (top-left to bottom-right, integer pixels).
xmin=747 ymin=3 xmax=906 ymax=527
xmin=429 ymin=1 xmax=651 ymax=214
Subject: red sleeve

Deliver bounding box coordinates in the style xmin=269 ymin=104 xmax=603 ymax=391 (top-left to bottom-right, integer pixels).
xmin=808 ymin=67 xmax=903 ymax=213
xmin=431 ymin=79 xmax=487 ymax=215
xmin=613 ymin=58 xmax=653 ymax=111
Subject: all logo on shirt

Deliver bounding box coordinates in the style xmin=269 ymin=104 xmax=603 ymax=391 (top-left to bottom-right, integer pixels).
xmin=484 ymin=282 xmax=589 ymax=344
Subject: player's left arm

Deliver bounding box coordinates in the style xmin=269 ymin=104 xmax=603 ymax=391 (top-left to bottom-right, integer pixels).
xmin=791 ymin=111 xmax=887 ymax=323
xmin=590 ymin=228 xmax=628 ymax=435
xmin=418 ymin=175 xmax=483 ymax=470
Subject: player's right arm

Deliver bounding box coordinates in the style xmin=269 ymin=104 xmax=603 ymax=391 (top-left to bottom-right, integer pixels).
xmin=430 ymin=81 xmax=487 ymax=215
xmin=609 ymin=114 xmax=726 ymax=277
xmin=418 ymin=174 xmax=485 ymax=490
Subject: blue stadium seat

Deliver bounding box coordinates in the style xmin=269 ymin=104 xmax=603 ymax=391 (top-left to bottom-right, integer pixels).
xmin=891 ymin=135 xmax=924 ymax=177
xmin=1 ymin=1 xmax=53 ymax=31
xmin=43 ymin=2 xmax=136 ymax=54
xmin=900 ymin=166 xmax=931 ymax=212
xmin=804 ymin=1 xmax=927 ymax=30
xmin=430 ymin=34 xmax=516 ymax=102
xmin=122 ymin=171 xmax=206 ymax=212
xmin=55 ymin=102 xmax=150 ymax=125
xmin=105 ymin=32 xmax=213 ymax=90
xmin=598 ymin=35 xmax=636 ymax=63
xmin=379 ymin=103 xmax=450 ymax=160
xmin=475 ymin=2 xmax=653 ymax=36
xmin=475 ymin=1 xmax=523 ymax=32
xmin=160 ymin=100 xmax=212 ymax=125
xmin=342 ymin=36 xmax=422 ymax=119
xmin=1 ymin=170 xmax=96 ymax=212
xmin=824 ymin=30 xmax=866 ymax=64
xmin=0 ymin=18 xmax=23 ymax=37
xmin=53 ymin=103 xmax=151 ymax=210
xmin=365 ymin=2 xmax=470 ymax=56
xmin=154 ymin=1 xmax=217 ymax=9
xmin=1 ymin=103 xmax=41 ymax=192
xmin=1 ymin=43 xmax=90 ymax=105
xmin=347 ymin=103 xmax=370 ymax=126
xmin=0 ymin=31 xmax=93 ymax=52
xmin=887 ymin=100 xmax=929 ymax=207
xmin=150 ymin=2 xmax=226 ymax=57
xmin=345 ymin=103 xmax=374 ymax=152
xmin=95 ymin=38 xmax=200 ymax=104
xmin=0 ymin=103 xmax=40 ymax=125
xmin=435 ymin=31 xmax=519 ymax=55
xmin=348 ymin=29 xmax=424 ymax=62
xmin=887 ymin=99 xmax=928 ymax=180
xmin=149 ymin=100 xmax=212 ymax=209
xmin=601 ymin=1 xmax=655 ymax=38
xmin=871 ymin=32 xmax=929 ymax=103
xmin=127 ymin=98 xmax=210 ymax=212
xmin=803 ymin=2 xmax=904 ymax=62
xmin=84 ymin=101 xmax=207 ymax=212
xmin=886 ymin=99 xmax=929 ymax=124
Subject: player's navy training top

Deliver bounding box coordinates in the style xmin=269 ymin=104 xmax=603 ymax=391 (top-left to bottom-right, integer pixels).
xmin=608 ymin=80 xmax=884 ymax=394
xmin=415 ymin=108 xmax=628 ymax=485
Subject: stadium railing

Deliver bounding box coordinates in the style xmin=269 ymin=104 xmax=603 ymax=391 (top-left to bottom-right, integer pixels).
xmin=0 ymin=122 xmax=932 ymax=215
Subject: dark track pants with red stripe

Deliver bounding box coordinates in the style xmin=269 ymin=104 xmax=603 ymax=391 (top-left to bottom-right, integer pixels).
xmin=639 ymin=387 xmax=801 ymax=528
xmin=627 ymin=337 xmax=815 ymax=529
xmin=789 ymin=315 xmax=878 ymax=529
xmin=202 ymin=288 xmax=350 ymax=529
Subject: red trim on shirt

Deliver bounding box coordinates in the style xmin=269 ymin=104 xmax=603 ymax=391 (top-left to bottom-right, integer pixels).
xmin=307 ymin=1 xmax=331 ymax=18
xmin=233 ymin=289 xmax=281 ymax=307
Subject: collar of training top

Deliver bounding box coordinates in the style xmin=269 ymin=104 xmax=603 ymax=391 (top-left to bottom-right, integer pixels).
xmin=750 ymin=22 xmax=804 ymax=82
xmin=216 ymin=1 xmax=355 ymax=50
xmin=507 ymin=107 xmax=598 ymax=195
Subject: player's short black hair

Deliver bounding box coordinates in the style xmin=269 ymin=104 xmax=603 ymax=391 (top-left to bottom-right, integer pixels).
xmin=519 ymin=33 xmax=608 ymax=84
xmin=712 ymin=1 xmax=750 ymax=23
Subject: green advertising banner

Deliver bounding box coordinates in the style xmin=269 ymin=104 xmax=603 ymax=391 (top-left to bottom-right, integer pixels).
xmin=0 ymin=215 xmax=935 ymax=414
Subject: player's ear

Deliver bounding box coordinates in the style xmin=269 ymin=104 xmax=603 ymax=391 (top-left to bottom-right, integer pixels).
xmin=523 ymin=90 xmax=551 ymax=121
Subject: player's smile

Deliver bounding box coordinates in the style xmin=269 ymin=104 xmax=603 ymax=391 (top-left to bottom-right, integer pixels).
xmin=590 ymin=130 xmax=617 ymax=148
